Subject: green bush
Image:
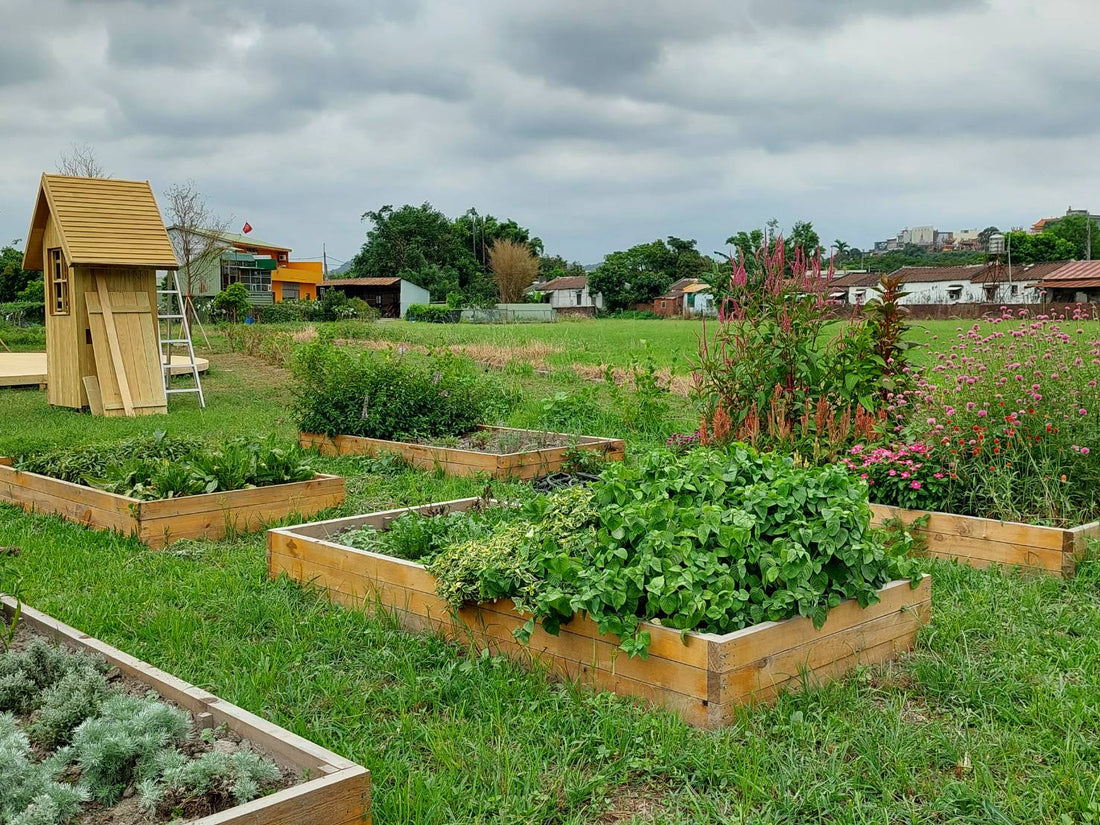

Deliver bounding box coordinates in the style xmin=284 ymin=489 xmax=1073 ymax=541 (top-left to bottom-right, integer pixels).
xmin=16 ymin=434 xmax=313 ymax=500
xmin=255 ymin=302 xmax=308 ymax=324
xmin=212 ymin=283 xmax=252 ymax=321
xmin=0 ymin=301 xmax=44 ymax=326
xmin=406 ymin=304 xmax=460 ymax=323
xmin=292 ymin=340 xmax=510 ymax=441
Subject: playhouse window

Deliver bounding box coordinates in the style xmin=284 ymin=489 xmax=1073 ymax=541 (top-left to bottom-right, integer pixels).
xmin=49 ymin=248 xmax=69 ymax=315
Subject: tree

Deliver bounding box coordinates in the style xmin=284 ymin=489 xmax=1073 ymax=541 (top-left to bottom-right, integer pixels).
xmin=786 ymin=220 xmax=821 ymax=258
xmin=488 ymin=239 xmax=540 ymax=303
xmin=349 ymin=203 xmax=466 ymax=297
xmin=56 ymin=142 xmax=108 ymax=178
xmin=538 ymin=254 xmax=586 ymax=282
xmin=1046 ymin=213 xmax=1100 ymax=259
xmin=0 ymin=242 xmax=38 ymax=302
xmin=588 ymin=240 xmax=679 ymax=312
xmin=832 ymin=239 xmax=850 ymax=261
xmin=665 ymin=236 xmax=713 ymax=282
xmin=1003 ymin=231 xmax=1076 ymax=263
xmin=164 ymin=180 xmax=229 ymax=296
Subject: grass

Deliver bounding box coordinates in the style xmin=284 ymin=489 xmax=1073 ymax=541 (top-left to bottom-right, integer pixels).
xmin=1 ymin=320 xmax=1099 ymax=822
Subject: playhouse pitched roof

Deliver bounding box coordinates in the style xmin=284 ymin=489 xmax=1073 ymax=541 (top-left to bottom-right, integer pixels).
xmin=23 ymin=174 xmax=179 ymax=270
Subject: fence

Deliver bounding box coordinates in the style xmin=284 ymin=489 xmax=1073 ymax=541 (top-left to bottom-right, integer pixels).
xmin=460 ymin=304 xmax=557 ymax=324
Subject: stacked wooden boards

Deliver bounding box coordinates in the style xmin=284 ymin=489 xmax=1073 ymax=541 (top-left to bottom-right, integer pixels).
xmin=268 ymin=499 xmax=932 ymax=729
xmin=299 ymin=426 xmax=625 ymax=480
xmin=85 ymin=272 xmax=167 ymax=416
xmin=870 ymin=503 xmax=1100 ymax=577
xmin=0 ymin=462 xmax=345 ymax=548
xmin=4 ymin=597 xmax=370 ymax=825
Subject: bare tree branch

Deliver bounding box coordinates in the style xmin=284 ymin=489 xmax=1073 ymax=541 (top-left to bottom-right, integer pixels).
xmin=56 ymin=142 xmax=109 ymax=178
xmin=163 ymin=180 xmax=230 ymax=296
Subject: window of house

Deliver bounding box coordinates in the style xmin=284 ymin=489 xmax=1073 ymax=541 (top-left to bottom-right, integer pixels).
xmin=984 ymin=285 xmax=997 ymax=300
xmin=1010 ymin=284 xmax=1019 ymax=297
xmin=947 ymin=285 xmax=963 ymax=302
xmin=854 ymin=289 xmax=866 ymax=304
xmin=282 ymin=282 xmax=299 ymax=301
xmin=575 ymin=290 xmax=583 ymax=305
xmin=49 ymin=248 xmax=69 ymax=315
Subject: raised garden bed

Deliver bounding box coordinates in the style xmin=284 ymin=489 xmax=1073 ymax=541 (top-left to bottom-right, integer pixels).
xmin=1 ymin=595 xmax=370 ymax=825
xmin=299 ymin=426 xmax=624 ymax=480
xmin=0 ymin=461 xmax=345 ymax=548
xmin=268 ymin=498 xmax=932 ymax=729
xmin=870 ymin=503 xmax=1100 ymax=577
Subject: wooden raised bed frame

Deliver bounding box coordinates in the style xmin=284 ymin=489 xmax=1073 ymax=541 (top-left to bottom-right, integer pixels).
xmin=268 ymin=499 xmax=932 ymax=730
xmin=299 ymin=426 xmax=625 ymax=480
xmin=0 ymin=461 xmax=345 ymax=548
xmin=870 ymin=503 xmax=1100 ymax=578
xmin=2 ymin=597 xmax=370 ymax=825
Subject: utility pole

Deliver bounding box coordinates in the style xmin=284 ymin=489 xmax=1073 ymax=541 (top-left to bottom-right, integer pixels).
xmin=1088 ymin=216 xmax=1092 ymax=260
xmin=1007 ymin=231 xmax=1013 ymax=290
xmin=323 ymin=242 xmax=328 ymax=278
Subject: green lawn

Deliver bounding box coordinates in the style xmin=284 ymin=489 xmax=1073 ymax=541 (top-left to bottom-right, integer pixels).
xmin=1 ymin=330 xmax=1099 ymax=823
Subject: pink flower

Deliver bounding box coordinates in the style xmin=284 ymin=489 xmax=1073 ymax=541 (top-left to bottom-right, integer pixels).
xmin=1080 ymin=409 xmax=1088 ymax=416
xmin=977 ymin=410 xmax=988 ymax=418
xmin=910 ymin=481 xmax=922 ymax=490
xmin=1083 ymin=447 xmax=1092 ymax=456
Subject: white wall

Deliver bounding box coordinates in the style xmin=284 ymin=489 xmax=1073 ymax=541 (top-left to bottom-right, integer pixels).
xmin=683 ymin=291 xmax=717 ymax=316
xmin=399 ymin=280 xmax=431 ymax=318
xmin=547 ymin=286 xmax=603 ymax=309
xmin=847 ymin=280 xmax=1041 ymax=305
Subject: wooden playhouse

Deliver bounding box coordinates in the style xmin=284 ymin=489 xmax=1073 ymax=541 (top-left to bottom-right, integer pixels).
xmin=23 ymin=174 xmax=179 ymax=416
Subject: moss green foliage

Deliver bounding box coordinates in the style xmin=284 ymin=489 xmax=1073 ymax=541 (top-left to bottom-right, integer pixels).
xmin=0 ymin=714 xmax=87 ymax=825
xmin=292 ymin=340 xmax=512 ymax=441
xmin=139 ymin=748 xmax=282 ymax=813
xmin=16 ymin=433 xmax=313 ymax=501
xmin=68 ymin=692 xmax=192 ymax=804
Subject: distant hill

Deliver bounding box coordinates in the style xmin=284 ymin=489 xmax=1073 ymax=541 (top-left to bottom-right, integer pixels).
xmin=330 ymin=260 xmax=355 ymax=276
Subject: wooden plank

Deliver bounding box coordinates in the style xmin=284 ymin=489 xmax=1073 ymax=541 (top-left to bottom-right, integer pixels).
xmin=191 ymin=768 xmax=370 ymax=825
xmin=871 ymin=504 xmax=1066 ymax=551
xmin=299 ymin=430 xmax=624 ymax=479
xmin=718 ymin=603 xmax=930 ymax=701
xmin=140 ymin=475 xmax=345 ymax=519
xmin=92 ymin=274 xmax=134 ymax=415
xmin=82 ymin=375 xmax=104 ymax=416
xmin=708 ymin=577 xmax=931 ymax=673
xmin=268 ymin=548 xmax=711 ymax=697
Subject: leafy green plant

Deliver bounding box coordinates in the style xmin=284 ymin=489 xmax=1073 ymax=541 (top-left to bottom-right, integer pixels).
xmin=213 ymin=283 xmax=252 ymax=322
xmin=292 ymin=340 xmax=511 ymax=441
xmin=139 ymin=748 xmax=282 ymax=814
xmin=0 ymin=714 xmax=87 ymax=825
xmin=20 ymin=436 xmax=314 ymax=501
xmin=406 ymin=304 xmax=460 ymax=323
xmin=417 ymin=447 xmax=924 ymax=658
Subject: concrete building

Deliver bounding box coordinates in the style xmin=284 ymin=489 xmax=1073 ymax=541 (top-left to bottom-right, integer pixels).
xmin=682 ymin=283 xmax=716 ymax=316
xmin=167 ymin=228 xmax=323 ymax=305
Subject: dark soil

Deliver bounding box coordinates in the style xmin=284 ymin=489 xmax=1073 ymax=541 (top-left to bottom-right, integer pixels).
xmin=5 ymin=620 xmax=299 ymax=824
xmin=422 ymin=428 xmax=577 ymax=454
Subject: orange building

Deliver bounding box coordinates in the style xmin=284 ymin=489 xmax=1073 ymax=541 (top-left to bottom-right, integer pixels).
xmin=168 ymin=228 xmax=323 ymax=304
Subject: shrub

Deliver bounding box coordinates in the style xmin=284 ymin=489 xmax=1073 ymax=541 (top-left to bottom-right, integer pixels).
xmin=406 ymin=304 xmax=460 ymax=323
xmin=212 ymin=283 xmax=252 ymax=322
xmin=292 ymin=340 xmax=511 ymax=441
xmin=0 ymin=301 xmax=44 ymax=326
xmin=256 ymin=302 xmax=307 ymax=324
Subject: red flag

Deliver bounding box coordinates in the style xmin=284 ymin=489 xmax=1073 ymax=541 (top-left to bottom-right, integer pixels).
xmin=242 ymin=222 xmax=253 ymax=234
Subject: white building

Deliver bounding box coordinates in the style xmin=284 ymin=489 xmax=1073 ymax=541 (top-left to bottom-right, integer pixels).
xmin=535 ymin=276 xmax=604 ymax=310
xmin=836 ymin=264 xmax=1049 ymax=306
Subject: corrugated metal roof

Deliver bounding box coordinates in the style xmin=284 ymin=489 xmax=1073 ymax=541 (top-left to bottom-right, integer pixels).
xmin=682 ymin=283 xmax=711 ymax=293
xmin=321 ymin=277 xmax=402 ymax=287
xmin=1036 ymin=279 xmax=1100 ymax=289
xmin=1033 ymin=260 xmax=1100 ymax=284
xmin=539 ymin=276 xmax=588 ymax=291
xmin=972 ymin=260 xmax=1069 ymax=283
xmin=24 ymin=174 xmax=179 ymax=270
xmin=842 ymin=265 xmax=992 ymax=288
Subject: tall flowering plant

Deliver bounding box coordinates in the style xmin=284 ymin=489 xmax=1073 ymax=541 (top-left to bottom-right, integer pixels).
xmin=896 ymin=307 xmax=1100 ymax=525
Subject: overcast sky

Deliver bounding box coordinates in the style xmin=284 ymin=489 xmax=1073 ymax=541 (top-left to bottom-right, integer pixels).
xmin=3 ymin=0 xmax=1100 ymax=267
